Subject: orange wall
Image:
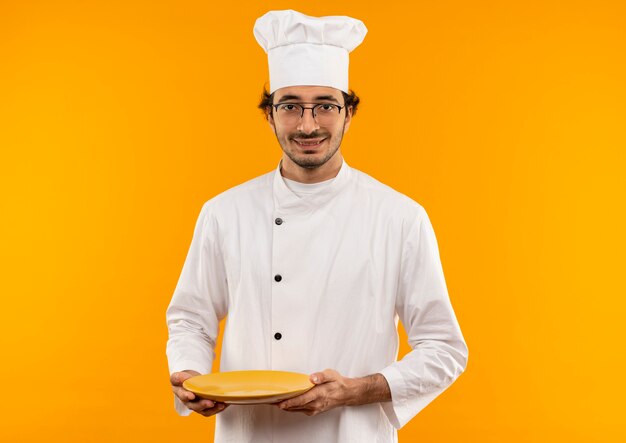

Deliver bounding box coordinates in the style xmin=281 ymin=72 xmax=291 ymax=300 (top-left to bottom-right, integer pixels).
xmin=1 ymin=1 xmax=624 ymax=442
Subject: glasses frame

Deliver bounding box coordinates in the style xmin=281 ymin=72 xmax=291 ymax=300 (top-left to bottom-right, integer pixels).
xmin=271 ymin=102 xmax=345 ymax=122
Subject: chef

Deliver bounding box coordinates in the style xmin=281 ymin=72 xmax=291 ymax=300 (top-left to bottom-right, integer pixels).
xmin=166 ymin=9 xmax=468 ymax=443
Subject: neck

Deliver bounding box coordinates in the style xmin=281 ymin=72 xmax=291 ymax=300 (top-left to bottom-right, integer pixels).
xmin=280 ymin=152 xmax=343 ymax=184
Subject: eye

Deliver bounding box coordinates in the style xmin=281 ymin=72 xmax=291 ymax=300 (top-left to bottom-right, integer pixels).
xmin=279 ymin=104 xmax=298 ymax=111
xmin=318 ymin=104 xmax=336 ymax=112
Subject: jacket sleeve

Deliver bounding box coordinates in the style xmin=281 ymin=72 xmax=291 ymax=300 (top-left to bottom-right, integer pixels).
xmin=165 ymin=202 xmax=229 ymax=416
xmin=378 ymin=206 xmax=468 ymax=429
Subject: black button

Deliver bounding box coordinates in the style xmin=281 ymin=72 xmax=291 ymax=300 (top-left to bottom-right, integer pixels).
xmin=274 ymin=332 xmax=282 ymax=340
xmin=274 ymin=274 xmax=282 ymax=282
xmin=275 ymin=217 xmax=283 ymax=225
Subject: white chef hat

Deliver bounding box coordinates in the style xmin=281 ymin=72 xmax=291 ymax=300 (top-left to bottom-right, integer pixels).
xmin=253 ymin=9 xmax=368 ymax=94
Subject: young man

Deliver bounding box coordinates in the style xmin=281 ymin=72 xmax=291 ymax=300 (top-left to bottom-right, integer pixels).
xmin=166 ymin=10 xmax=468 ymax=443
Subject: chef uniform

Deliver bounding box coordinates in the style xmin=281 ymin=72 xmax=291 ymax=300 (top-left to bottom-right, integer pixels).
xmin=166 ymin=9 xmax=468 ymax=443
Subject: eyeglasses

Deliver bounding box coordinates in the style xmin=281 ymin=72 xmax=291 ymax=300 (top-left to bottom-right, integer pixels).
xmin=271 ymin=102 xmax=344 ymax=125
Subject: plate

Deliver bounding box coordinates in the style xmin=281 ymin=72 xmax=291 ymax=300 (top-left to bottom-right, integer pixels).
xmin=182 ymin=370 xmax=315 ymax=404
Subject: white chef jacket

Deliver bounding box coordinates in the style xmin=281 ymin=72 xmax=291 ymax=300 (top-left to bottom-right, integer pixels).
xmin=282 ymin=176 xmax=335 ymax=196
xmin=166 ymin=157 xmax=468 ymax=443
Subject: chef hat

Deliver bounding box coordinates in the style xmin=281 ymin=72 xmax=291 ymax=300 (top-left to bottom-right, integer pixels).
xmin=253 ymin=9 xmax=367 ymax=93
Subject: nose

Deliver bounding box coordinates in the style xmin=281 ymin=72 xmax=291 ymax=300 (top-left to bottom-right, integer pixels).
xmin=296 ymin=108 xmax=320 ymax=134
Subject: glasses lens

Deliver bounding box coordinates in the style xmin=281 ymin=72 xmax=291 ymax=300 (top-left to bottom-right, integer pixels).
xmin=275 ymin=104 xmax=302 ymax=125
xmin=274 ymin=103 xmax=341 ymax=125
xmin=314 ymin=104 xmax=340 ymax=125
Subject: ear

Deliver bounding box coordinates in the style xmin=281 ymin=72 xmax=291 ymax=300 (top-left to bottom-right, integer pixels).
xmin=267 ymin=106 xmax=276 ymax=131
xmin=343 ymin=105 xmax=353 ymax=134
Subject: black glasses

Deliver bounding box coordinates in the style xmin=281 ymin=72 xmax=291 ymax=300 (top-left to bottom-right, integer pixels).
xmin=271 ymin=102 xmax=344 ymax=125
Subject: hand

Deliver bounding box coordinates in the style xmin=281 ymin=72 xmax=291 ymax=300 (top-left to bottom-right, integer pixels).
xmin=170 ymin=370 xmax=230 ymax=417
xmin=275 ymin=369 xmax=358 ymax=416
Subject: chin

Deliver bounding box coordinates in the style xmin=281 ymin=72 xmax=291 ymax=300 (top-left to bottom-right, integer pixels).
xmin=294 ymin=159 xmax=326 ymax=169
xmin=290 ymin=153 xmax=329 ymax=169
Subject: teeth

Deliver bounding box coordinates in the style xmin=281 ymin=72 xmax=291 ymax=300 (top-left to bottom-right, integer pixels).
xmin=296 ymin=140 xmax=323 ymax=145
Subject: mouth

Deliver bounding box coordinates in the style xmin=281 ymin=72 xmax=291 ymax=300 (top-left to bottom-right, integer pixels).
xmin=292 ymin=138 xmax=327 ymax=149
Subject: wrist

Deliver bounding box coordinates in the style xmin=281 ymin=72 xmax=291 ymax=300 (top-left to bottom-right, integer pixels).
xmin=345 ymin=377 xmax=364 ymax=407
xmin=347 ymin=373 xmax=391 ymax=406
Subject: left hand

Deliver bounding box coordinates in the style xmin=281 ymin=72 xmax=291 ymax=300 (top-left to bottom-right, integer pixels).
xmin=275 ymin=369 xmax=357 ymax=416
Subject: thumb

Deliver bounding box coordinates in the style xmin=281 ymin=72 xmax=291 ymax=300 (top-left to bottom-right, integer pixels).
xmin=310 ymin=369 xmax=335 ymax=384
xmin=170 ymin=370 xmax=197 ymax=386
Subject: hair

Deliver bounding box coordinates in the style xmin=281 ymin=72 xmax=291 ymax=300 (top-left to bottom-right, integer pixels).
xmin=257 ymin=86 xmax=361 ymax=119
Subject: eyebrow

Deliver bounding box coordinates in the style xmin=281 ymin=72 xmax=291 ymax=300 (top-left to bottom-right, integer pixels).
xmin=276 ymin=94 xmax=340 ymax=104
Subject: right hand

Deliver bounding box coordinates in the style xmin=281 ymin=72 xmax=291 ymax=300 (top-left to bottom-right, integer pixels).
xmin=170 ymin=370 xmax=230 ymax=417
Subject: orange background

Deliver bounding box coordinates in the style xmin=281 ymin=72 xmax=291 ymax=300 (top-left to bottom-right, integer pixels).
xmin=1 ymin=1 xmax=625 ymax=442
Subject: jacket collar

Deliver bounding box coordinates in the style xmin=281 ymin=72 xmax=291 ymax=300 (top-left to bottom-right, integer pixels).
xmin=273 ymin=156 xmax=352 ymax=214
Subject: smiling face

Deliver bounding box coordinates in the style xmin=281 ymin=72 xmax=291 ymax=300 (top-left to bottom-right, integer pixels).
xmin=267 ymin=85 xmax=352 ymax=171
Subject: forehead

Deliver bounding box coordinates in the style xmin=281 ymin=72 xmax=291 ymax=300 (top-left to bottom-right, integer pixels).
xmin=273 ymin=85 xmax=343 ymax=103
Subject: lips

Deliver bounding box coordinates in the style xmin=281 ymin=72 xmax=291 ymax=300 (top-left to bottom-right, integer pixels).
xmin=293 ymin=138 xmax=326 ymax=147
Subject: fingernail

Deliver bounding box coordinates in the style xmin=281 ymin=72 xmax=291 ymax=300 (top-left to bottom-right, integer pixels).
xmin=312 ymin=376 xmax=318 ymax=383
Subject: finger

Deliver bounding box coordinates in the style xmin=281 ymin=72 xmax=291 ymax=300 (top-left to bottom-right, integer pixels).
xmin=186 ymin=398 xmax=216 ymax=412
xmin=197 ymin=403 xmax=229 ymax=417
xmin=170 ymin=372 xmax=184 ymax=386
xmin=279 ymin=391 xmax=318 ymax=410
xmin=281 ymin=404 xmax=318 ymax=415
xmin=282 ymin=397 xmax=318 ymax=411
xmin=310 ymin=369 xmax=335 ymax=384
xmin=172 ymin=386 xmax=196 ymax=402
xmin=285 ymin=400 xmax=326 ymax=416
xmin=170 ymin=370 xmax=200 ymax=387
xmin=279 ymin=396 xmax=307 ymax=410
xmin=310 ymin=372 xmax=323 ymax=384
xmin=170 ymin=371 xmax=193 ymax=386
